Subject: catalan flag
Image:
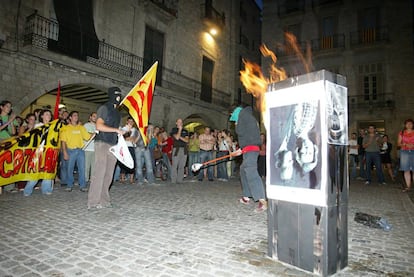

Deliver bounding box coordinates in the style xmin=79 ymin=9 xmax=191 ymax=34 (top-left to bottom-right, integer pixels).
xmin=120 ymin=61 xmax=158 ymax=145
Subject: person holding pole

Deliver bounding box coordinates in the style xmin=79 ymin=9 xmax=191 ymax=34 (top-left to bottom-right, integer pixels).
xmin=230 ymin=106 xmax=267 ymax=212
xmin=87 ymin=87 xmax=124 ymax=209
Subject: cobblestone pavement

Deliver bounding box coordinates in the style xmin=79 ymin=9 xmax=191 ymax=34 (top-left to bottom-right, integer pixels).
xmin=0 ymin=177 xmax=413 ymax=277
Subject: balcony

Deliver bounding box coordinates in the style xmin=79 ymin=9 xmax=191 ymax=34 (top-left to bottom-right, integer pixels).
xmin=148 ymin=0 xmax=178 ymax=18
xmin=350 ymin=26 xmax=389 ymax=46
xmin=348 ymin=93 xmax=395 ymax=111
xmin=23 ymin=12 xmax=230 ymax=106
xmin=310 ymin=34 xmax=345 ymax=51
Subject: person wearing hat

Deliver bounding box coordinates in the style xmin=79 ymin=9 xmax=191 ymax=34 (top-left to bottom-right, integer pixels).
xmin=87 ymin=87 xmax=125 ymax=209
xmin=230 ymin=106 xmax=267 ymax=212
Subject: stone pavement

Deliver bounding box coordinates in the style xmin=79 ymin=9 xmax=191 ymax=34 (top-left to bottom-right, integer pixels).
xmin=0 ymin=177 xmax=413 ymax=277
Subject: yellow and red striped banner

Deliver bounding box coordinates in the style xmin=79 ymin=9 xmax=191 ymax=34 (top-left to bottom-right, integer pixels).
xmin=0 ymin=119 xmax=63 ymax=186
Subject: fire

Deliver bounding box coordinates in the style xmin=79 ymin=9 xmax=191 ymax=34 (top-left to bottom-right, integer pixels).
xmin=240 ymin=32 xmax=312 ymax=115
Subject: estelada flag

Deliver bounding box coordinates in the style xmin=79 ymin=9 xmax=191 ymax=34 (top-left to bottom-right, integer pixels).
xmin=120 ymin=61 xmax=157 ymax=146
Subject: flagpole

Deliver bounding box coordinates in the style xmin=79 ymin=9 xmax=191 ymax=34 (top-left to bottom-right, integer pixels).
xmin=53 ymin=81 xmax=61 ymax=120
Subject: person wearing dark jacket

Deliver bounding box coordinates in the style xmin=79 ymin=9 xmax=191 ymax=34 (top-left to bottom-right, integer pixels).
xmin=87 ymin=87 xmax=125 ymax=209
xmin=230 ymin=106 xmax=267 ymax=212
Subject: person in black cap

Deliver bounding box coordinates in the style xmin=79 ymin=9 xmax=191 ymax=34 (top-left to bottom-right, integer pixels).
xmin=88 ymin=87 xmax=125 ymax=209
xmin=230 ymin=106 xmax=267 ymax=212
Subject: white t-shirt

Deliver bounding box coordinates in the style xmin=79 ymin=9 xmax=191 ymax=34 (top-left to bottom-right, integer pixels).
xmin=83 ymin=122 xmax=96 ymax=152
xmin=349 ymin=139 xmax=358 ymax=155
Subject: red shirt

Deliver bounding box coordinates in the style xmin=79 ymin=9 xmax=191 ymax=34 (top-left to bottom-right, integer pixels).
xmin=162 ymin=137 xmax=173 ymax=154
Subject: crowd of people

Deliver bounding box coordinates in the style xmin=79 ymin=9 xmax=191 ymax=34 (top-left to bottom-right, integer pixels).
xmin=0 ymin=97 xmax=268 ymax=211
xmin=349 ymin=120 xmax=414 ymax=192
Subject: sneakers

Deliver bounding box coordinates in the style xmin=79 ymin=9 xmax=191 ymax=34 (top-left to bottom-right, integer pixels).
xmin=255 ymin=200 xmax=268 ymax=213
xmin=364 ymin=181 xmax=370 ymax=185
xmin=65 ymin=187 xmax=73 ymax=192
xmin=80 ymin=188 xmax=88 ymax=192
xmin=239 ymin=197 xmax=250 ymax=205
xmin=380 ymin=182 xmax=386 ymax=186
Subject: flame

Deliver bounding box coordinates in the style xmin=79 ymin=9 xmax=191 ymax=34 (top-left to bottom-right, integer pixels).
xmin=239 ymin=32 xmax=312 ymax=120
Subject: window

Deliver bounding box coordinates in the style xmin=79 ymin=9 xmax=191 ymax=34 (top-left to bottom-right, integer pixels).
xmin=50 ymin=0 xmax=98 ymax=60
xmin=358 ymin=7 xmax=379 ymax=43
xmin=144 ymin=26 xmax=164 ymax=84
xmin=321 ymin=16 xmax=335 ymax=49
xmin=358 ymin=63 xmax=383 ymax=101
xmin=201 ymin=56 xmax=214 ymax=103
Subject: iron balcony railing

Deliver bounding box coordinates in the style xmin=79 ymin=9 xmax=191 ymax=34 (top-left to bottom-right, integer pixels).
xmin=348 ymin=93 xmax=395 ymax=110
xmin=23 ymin=12 xmax=230 ymax=105
xmin=350 ymin=26 xmax=389 ymax=46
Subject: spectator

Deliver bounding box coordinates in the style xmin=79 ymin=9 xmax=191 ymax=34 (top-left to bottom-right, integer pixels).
xmin=0 ymin=100 xmax=18 ymax=192
xmin=188 ymin=132 xmax=200 ymax=178
xmin=83 ymin=112 xmax=97 ymax=184
xmin=160 ymin=130 xmax=173 ymax=180
xmin=197 ymin=126 xmax=216 ymax=181
xmin=134 ymin=127 xmax=156 ymax=185
xmin=380 ymin=134 xmax=395 ymax=182
xmin=357 ymin=128 xmax=366 ymax=180
xmin=171 ymin=118 xmax=189 ymax=184
xmin=397 ymin=119 xmax=414 ymax=192
xmin=60 ymin=111 xmax=91 ymax=192
xmin=120 ymin=117 xmax=137 ymax=183
xmin=147 ymin=124 xmax=160 ymax=173
xmin=348 ymin=132 xmax=359 ymax=180
xmin=19 ymin=113 xmax=36 ymax=136
xmin=216 ymin=129 xmax=233 ymax=181
xmin=23 ymin=110 xmax=54 ymax=196
xmin=0 ymin=100 xmax=17 ymax=141
xmin=363 ymin=125 xmax=385 ymax=185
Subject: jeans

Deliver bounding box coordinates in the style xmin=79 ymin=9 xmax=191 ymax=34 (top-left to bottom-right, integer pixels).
xmin=24 ymin=179 xmax=52 ymax=196
xmin=59 ymin=151 xmax=69 ymax=185
xmin=162 ymin=153 xmax=172 ymax=180
xmin=240 ymin=151 xmax=265 ymax=201
xmin=216 ymin=151 xmax=229 ymax=180
xmin=358 ymin=153 xmax=366 ymax=179
xmin=349 ymin=155 xmax=357 ymax=179
xmin=365 ymin=151 xmax=385 ymax=183
xmin=113 ymin=164 xmax=121 ymax=182
xmin=67 ymin=148 xmax=86 ymax=189
xmin=171 ymin=147 xmax=187 ymax=183
xmin=198 ymin=150 xmax=214 ymax=180
xmin=135 ymin=147 xmax=155 ymax=184
xmin=188 ymin=151 xmax=200 ymax=176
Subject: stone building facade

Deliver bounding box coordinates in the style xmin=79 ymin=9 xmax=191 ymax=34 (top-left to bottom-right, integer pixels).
xmin=262 ymin=0 xmax=414 ymax=156
xmin=0 ymin=0 xmax=261 ymax=132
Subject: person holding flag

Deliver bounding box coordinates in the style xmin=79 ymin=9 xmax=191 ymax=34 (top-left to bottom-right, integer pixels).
xmin=87 ymin=87 xmax=125 ymax=210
